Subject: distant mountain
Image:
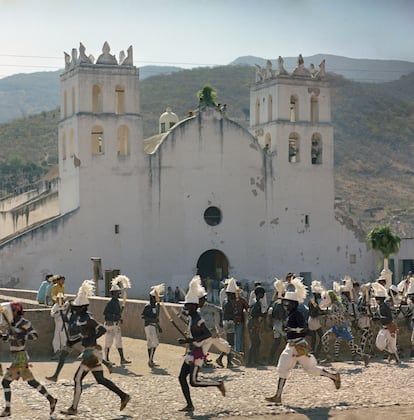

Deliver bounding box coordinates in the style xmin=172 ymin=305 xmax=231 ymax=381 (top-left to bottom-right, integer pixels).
xmin=139 ymin=65 xmax=182 ymax=80
xmin=1 ymin=55 xmax=414 ymax=124
xmin=0 ymin=65 xmax=182 ymax=124
xmin=230 ymin=54 xmax=414 ymax=83
xmin=0 ymin=71 xmax=60 ymax=123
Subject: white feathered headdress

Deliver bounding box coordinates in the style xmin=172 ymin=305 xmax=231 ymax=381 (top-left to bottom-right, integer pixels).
xmin=0 ymin=302 xmax=13 ymax=325
xmin=283 ymin=277 xmax=308 ymax=303
xmin=333 ymin=281 xmax=341 ymax=294
xmin=72 ymin=279 xmax=95 ymax=306
xmin=184 ymin=275 xmax=206 ymax=304
xmin=359 ymin=282 xmax=371 ymax=294
xmin=273 ymin=278 xmax=285 ymax=298
xmin=340 ymin=276 xmax=354 ymax=293
xmin=311 ymin=280 xmax=325 ymax=294
xmin=371 ymin=281 xmax=387 ymax=298
xmin=110 ymin=275 xmax=131 ymax=291
xmin=110 ymin=275 xmax=132 ymax=307
xmin=150 ymin=283 xmax=165 ymax=303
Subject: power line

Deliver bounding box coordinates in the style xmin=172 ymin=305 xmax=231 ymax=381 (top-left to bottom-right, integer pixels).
xmin=0 ymin=56 xmax=412 ymax=82
xmin=0 ymin=54 xmax=61 ymax=60
xmin=0 ymin=53 xmax=412 ymax=74
xmin=0 ymin=53 xmax=220 ymax=68
xmin=0 ymin=64 xmax=60 ymax=69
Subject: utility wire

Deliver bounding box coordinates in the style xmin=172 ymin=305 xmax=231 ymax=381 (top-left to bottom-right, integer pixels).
xmin=0 ymin=53 xmax=411 ymax=74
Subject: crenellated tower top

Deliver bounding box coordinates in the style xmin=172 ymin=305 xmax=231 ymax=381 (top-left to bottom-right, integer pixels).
xmin=254 ymin=54 xmax=326 ymax=83
xmin=63 ymin=41 xmax=133 ymax=72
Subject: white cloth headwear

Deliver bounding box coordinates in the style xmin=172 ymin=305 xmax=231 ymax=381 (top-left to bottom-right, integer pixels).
xmin=311 ymin=280 xmax=324 ymax=294
xmin=225 ymin=277 xmax=238 ymax=293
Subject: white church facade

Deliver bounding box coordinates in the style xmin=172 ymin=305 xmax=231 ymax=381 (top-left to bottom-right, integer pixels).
xmin=0 ymin=43 xmax=379 ymax=297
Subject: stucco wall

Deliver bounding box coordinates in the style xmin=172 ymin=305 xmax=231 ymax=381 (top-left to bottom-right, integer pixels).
xmin=0 ymin=189 xmax=59 ymax=241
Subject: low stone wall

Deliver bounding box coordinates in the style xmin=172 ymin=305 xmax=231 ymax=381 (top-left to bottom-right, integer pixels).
xmin=0 ymin=294 xmax=54 ymax=358
xmin=0 ymin=288 xmax=412 ymax=360
xmin=0 ymin=288 xmax=191 ymax=357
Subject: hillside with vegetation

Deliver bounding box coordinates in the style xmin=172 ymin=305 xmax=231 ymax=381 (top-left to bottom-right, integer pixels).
xmin=330 ymin=72 xmax=414 ymax=236
xmin=1 ymin=66 xmax=414 ymax=237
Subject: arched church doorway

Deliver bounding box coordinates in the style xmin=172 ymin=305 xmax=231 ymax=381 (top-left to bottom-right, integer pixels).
xmin=196 ymin=249 xmax=229 ymax=282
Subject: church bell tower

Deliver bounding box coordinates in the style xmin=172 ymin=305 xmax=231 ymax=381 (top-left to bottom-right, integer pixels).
xmin=58 ymin=42 xmax=143 ymax=214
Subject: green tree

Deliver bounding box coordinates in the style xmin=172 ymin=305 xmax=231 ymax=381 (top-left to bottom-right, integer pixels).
xmin=196 ymin=84 xmax=218 ymax=108
xmin=367 ymin=225 xmax=401 ymax=283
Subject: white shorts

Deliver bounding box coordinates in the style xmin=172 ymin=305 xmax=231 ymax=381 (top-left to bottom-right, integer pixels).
xmin=375 ymin=327 xmax=397 ymax=354
xmin=277 ymin=342 xmax=323 ymax=379
xmin=144 ymin=324 xmax=159 ymax=349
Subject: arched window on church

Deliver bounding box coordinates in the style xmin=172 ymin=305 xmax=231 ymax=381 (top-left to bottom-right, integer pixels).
xmin=311 ymin=133 xmax=322 ymax=164
xmin=71 ymin=87 xmax=76 ymax=115
xmin=115 ymin=85 xmax=125 ymax=115
xmin=92 ymin=85 xmax=103 ymax=113
xmin=91 ymin=126 xmax=104 ymax=155
xmin=310 ymin=95 xmax=319 ymax=123
xmin=69 ymin=128 xmax=75 ymax=157
xmin=117 ymin=125 xmax=130 ymax=156
xmin=255 ymin=98 xmax=260 ymax=125
xmin=268 ymin=94 xmax=273 ymax=121
xmin=63 ymin=91 xmax=68 ymax=118
xmin=288 ymin=133 xmax=299 ymax=163
xmin=264 ymin=133 xmax=271 ymax=153
xmin=61 ymin=131 xmax=67 ymax=161
xmin=290 ymin=95 xmax=298 ymax=122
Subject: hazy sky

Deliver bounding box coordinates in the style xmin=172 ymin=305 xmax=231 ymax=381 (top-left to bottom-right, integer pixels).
xmin=0 ymin=0 xmax=412 ymax=79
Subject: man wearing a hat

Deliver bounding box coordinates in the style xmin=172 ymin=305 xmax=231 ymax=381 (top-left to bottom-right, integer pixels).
xmin=357 ymin=282 xmax=375 ymax=356
xmin=388 ymin=284 xmax=402 ymax=308
xmin=266 ymin=278 xmax=341 ymax=404
xmin=397 ymin=271 xmax=413 ymax=304
xmin=320 ymin=287 xmax=370 ymax=365
xmin=246 ymin=286 xmax=266 ymax=366
xmin=36 ymin=274 xmax=54 ymax=305
xmin=61 ymin=280 xmax=130 ymax=416
xmin=248 ymin=281 xmax=268 ymax=313
xmin=307 ymin=280 xmax=326 ymax=359
xmin=50 ymin=291 xmax=67 ymax=360
xmin=219 ymin=278 xmax=230 ymax=309
xmin=267 ymin=279 xmax=287 ymax=365
xmin=141 ymin=284 xmax=164 ymax=368
xmin=51 ymin=275 xmax=65 ymax=304
xmin=216 ymin=293 xmax=236 ymax=368
xmin=177 ymin=276 xmax=225 ymax=412
xmin=44 ymin=275 xmax=56 ymax=306
xmin=372 ymin=281 xmax=401 ymax=363
xmin=103 ymin=276 xmax=131 ymax=366
xmin=224 ymin=278 xmax=249 ymax=354
xmin=49 ymin=275 xmax=66 ymax=360
xmin=0 ymin=302 xmax=57 ymax=417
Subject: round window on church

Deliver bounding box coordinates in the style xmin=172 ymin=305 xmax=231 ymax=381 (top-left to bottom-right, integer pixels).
xmin=204 ymin=206 xmax=222 ymax=226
